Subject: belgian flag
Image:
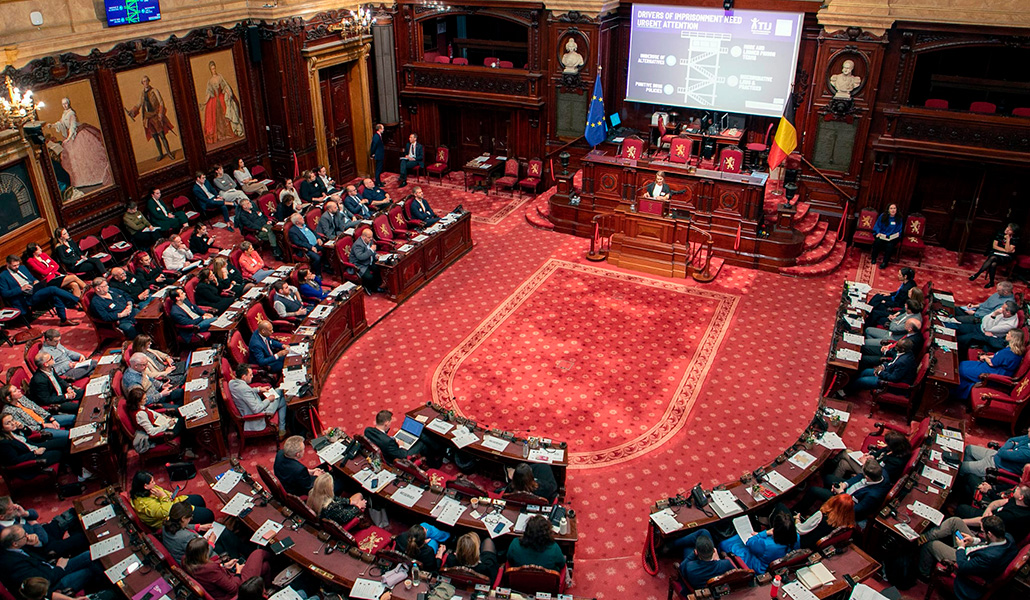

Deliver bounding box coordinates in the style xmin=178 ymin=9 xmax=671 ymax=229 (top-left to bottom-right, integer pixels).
xmin=767 ymin=94 xmax=797 ymax=171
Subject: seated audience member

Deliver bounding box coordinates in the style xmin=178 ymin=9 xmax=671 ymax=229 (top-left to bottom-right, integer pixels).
xmin=162 ymin=501 xmax=245 ymax=565
xmin=342 ymin=185 xmax=372 ymax=220
xmin=132 ymin=251 xmax=168 ymax=289
xmin=229 ymin=364 xmax=287 ymax=438
xmin=0 ymin=526 xmax=100 ymax=594
xmin=24 ymin=243 xmax=85 ymax=298
xmin=29 ymin=352 xmax=82 ymax=411
xmin=237 ymin=241 xmax=274 ymax=283
xmin=665 ymin=529 xmax=733 ymax=589
xmin=316 ymin=166 xmax=338 ymax=195
xmin=169 ymin=287 xmax=216 ymax=340
xmin=132 ymin=334 xmax=186 ymax=388
xmin=123 ymin=202 xmax=161 ymax=248
xmin=0 ymin=497 xmax=87 ymax=558
xmin=271 ymin=281 xmax=309 ymax=320
xmin=860 ymin=317 xmax=922 ymax=370
xmin=957 ymin=281 xmax=1015 ymax=325
xmin=956 ymin=300 xmax=1020 ymax=353
xmin=88 ymin=277 xmax=137 ymax=337
xmin=211 ymin=256 xmax=247 ymax=297
xmin=124 ymin=352 xmax=184 ymax=407
xmin=130 ymin=470 xmax=213 ymax=528
xmin=970 ymin=223 xmax=1020 ymax=289
xmin=869 ymin=204 xmax=904 ymax=269
xmin=845 ymin=337 xmax=918 ymax=394
xmin=211 ymin=165 xmax=249 ymax=205
xmin=810 ymin=460 xmax=891 ymax=522
xmin=146 ymin=188 xmax=189 ymax=234
xmin=955 ymin=329 xmax=1025 ymax=400
xmin=182 ymin=537 xmax=272 ymax=600
xmin=505 ymin=462 xmax=558 ymax=504
xmin=361 ymin=178 xmax=393 ymax=212
xmin=316 ymin=200 xmax=357 ymax=240
xmin=957 ymin=484 xmax=1030 ymax=545
xmin=236 ymin=577 xmax=267 ymax=600
xmin=507 ymin=515 xmax=566 ymax=572
xmin=833 ymin=430 xmax=911 ymax=485
xmin=298 ymin=170 xmax=328 ymax=204
xmin=52 ymin=227 xmax=106 ymax=279
xmin=234 ymin=159 xmax=268 ymax=195
xmin=0 ymin=256 xmax=79 ymax=326
xmin=41 ymin=328 xmax=95 ymax=381
xmin=288 ymin=214 xmax=325 ymax=276
xmin=235 ymin=198 xmax=281 ymax=259
xmin=960 ymin=426 xmax=1030 ymax=482
xmin=306 ymin=473 xmax=367 ymax=526
xmin=351 ymin=227 xmax=385 ymax=294
xmin=296 ymin=268 xmax=328 ymax=302
xmin=364 ymin=409 xmax=443 ymax=467
xmin=274 ymin=435 xmax=324 ymax=496
xmin=443 ymin=532 xmax=501 ymax=581
xmin=862 ymin=299 xmax=922 ymax=354
xmin=17 ymin=577 xmax=84 ymax=600
xmin=960 ymin=465 xmax=1030 ymax=516
xmin=0 ymin=414 xmax=64 ymax=474
xmin=1 ymin=384 xmax=74 ymax=440
xmin=277 ymin=179 xmax=301 ymax=219
xmin=865 ymin=267 xmax=917 ymax=328
xmin=719 ymin=510 xmax=799 ymax=573
xmin=396 ymin=523 xmax=449 ymax=571
xmin=162 ymin=235 xmax=195 ymax=272
xmin=797 ymin=494 xmax=857 ymax=550
xmin=918 ymin=515 xmax=1017 ymax=594
xmin=194 ymin=268 xmax=234 ymax=314
xmin=126 ymin=386 xmax=186 ymax=453
xmin=189 ymin=223 xmax=219 ymax=256
xmin=193 ymin=171 xmax=234 ymax=227
xmin=397 ymin=133 xmax=423 ymax=188
xmin=110 ymin=267 xmax=153 ymax=308
xmin=409 ymin=186 xmax=440 ymax=226
xmin=249 ymin=321 xmax=287 ymax=372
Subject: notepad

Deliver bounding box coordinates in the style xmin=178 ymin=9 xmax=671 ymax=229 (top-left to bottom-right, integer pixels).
xmin=250 ymin=520 xmax=283 ymax=546
xmin=796 ymin=562 xmax=835 ymax=590
xmin=710 ymin=489 xmax=743 ymax=518
xmin=81 ymin=504 xmax=116 ymax=529
xmin=212 ymin=470 xmax=243 ymax=494
xmin=90 ymin=533 xmax=125 ymax=559
xmin=390 ymin=484 xmax=425 ymax=508
xmin=426 ymin=418 xmax=454 ymax=435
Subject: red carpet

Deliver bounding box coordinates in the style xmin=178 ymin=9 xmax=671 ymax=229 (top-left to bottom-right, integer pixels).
xmin=3 ymin=178 xmax=1020 ymax=600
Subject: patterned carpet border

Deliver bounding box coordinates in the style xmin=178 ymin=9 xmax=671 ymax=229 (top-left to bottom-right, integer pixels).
xmin=470 ymin=192 xmax=534 ymax=225
xmin=854 ymin=250 xmax=978 ymax=290
xmin=431 ymin=258 xmax=740 ymax=469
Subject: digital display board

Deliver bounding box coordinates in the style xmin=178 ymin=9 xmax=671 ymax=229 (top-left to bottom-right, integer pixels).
xmin=105 ymin=0 xmax=162 ymax=28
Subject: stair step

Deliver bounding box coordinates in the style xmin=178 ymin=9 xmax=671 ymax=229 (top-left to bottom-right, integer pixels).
xmin=779 ymin=240 xmax=848 ymax=277
xmin=803 ymin=221 xmax=829 ymax=249
xmin=792 ymin=202 xmax=811 ymax=223
xmin=795 ymin=212 xmax=820 ymax=235
xmin=795 ymin=231 xmax=838 ymax=265
xmin=525 ymin=198 xmax=555 ymax=230
xmin=536 ymin=202 xmax=551 ymax=218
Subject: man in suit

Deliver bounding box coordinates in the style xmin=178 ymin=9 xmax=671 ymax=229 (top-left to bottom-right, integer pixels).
xmin=0 ymin=525 xmax=101 ymax=593
xmin=351 ymin=227 xmax=385 ymax=294
xmin=40 ymin=329 xmax=94 ymax=381
xmin=288 ymin=214 xmax=324 ymax=276
xmin=363 ymin=409 xmax=443 ymax=467
xmin=918 ymin=515 xmax=1017 ymax=599
xmin=369 ymin=123 xmax=385 ymax=186
xmin=249 ymin=320 xmax=287 ymax=372
xmin=29 ymin=352 xmax=82 ymax=412
xmin=316 ymin=166 xmax=339 ymax=195
xmin=845 ymin=337 xmax=918 ymax=394
xmin=273 ymin=435 xmax=323 ymax=496
xmin=298 ymin=170 xmax=329 ymax=204
xmin=342 ymin=185 xmax=372 ymax=220
xmin=145 ymin=187 xmax=188 ymax=234
xmin=833 ymin=460 xmax=892 ymax=520
xmin=315 ymin=200 xmax=358 ymax=240
xmin=644 ymin=171 xmax=671 ymax=201
xmin=865 ymin=267 xmax=917 ymax=328
xmin=192 ymin=171 xmax=234 ymax=227
xmin=124 ymin=352 xmax=183 ymax=407
xmin=409 ymin=186 xmax=440 ymax=226
xmin=88 ymin=278 xmax=137 ymax=338
xmin=109 ymin=267 xmax=153 ymax=308
xmin=398 ymin=132 xmax=424 ymax=187
xmin=168 ymin=287 xmax=216 ymax=342
xmin=235 ymin=198 xmax=281 ymax=259
xmin=361 ymin=177 xmax=393 ymax=212
xmin=229 ymin=364 xmax=287 ymax=438
xmin=0 ymin=256 xmax=79 ymax=326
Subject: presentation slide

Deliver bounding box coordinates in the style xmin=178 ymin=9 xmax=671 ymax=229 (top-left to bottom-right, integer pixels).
xmin=626 ymin=5 xmax=803 ymax=118
xmin=105 ymin=0 xmax=162 ymax=27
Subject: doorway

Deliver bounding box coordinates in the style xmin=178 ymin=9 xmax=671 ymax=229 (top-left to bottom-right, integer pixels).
xmin=439 ymin=104 xmax=512 ymax=165
xmin=319 ymin=63 xmax=357 ymax=183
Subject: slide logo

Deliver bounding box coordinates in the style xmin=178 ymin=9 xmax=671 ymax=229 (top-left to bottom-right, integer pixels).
xmin=749 ymin=18 xmax=772 ymax=36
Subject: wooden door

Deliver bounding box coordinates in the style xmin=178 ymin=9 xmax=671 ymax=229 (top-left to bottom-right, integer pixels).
xmin=457 ymin=107 xmax=511 ymax=163
xmin=909 ymin=160 xmax=982 ymax=249
xmin=319 ymin=65 xmax=357 ymax=182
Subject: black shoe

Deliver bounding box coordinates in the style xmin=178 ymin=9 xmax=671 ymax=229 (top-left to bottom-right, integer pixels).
xmin=375 ymin=287 xmax=389 ymax=294
xmin=985 ymin=281 xmax=995 ymax=288
xmin=878 ymin=262 xmax=888 ymax=270
xmin=969 ymin=273 xmax=979 ymax=281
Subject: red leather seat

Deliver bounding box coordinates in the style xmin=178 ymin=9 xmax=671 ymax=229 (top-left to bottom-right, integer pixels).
xmin=373 ymin=213 xmax=407 ymax=242
xmin=305 ymin=207 xmax=322 ymax=231
xmin=244 ymin=303 xmax=293 ymax=338
xmin=669 ymin=136 xmax=693 ymax=165
xmin=852 ymin=208 xmax=879 ymax=248
xmin=334 ymin=235 xmax=361 ymax=284
xmin=494 ymin=159 xmax=520 ymax=196
xmin=101 ymin=226 xmax=135 ymax=262
xmin=924 ymin=99 xmax=949 ymax=109
xmin=402 ymin=197 xmax=425 ymax=228
xmin=718 ymin=147 xmax=744 ymax=174
xmin=969 ymin=101 xmax=997 ymax=114
xmin=504 ymin=563 xmax=568 ymax=595
xmin=388 ymin=206 xmax=416 ymax=236
xmin=620 ymin=136 xmax=645 ymax=161
xmin=172 ymin=195 xmax=200 ymax=223
xmin=518 ymin=158 xmax=544 ymax=197
xmin=745 ymin=123 xmax=774 ymax=170
xmin=871 ymin=352 xmax=930 ymax=419
xmin=452 ymin=58 xmax=469 ymax=65
xmin=899 ymin=213 xmax=927 ymax=265
xmin=426 ymin=146 xmax=450 ymax=183
xmin=257 ymin=192 xmax=277 ymax=221
xmin=970 ymin=374 xmax=1030 ymax=436
xmin=434 ymin=56 xmax=451 ymax=64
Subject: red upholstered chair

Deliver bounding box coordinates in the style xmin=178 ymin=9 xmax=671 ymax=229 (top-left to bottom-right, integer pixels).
xmin=852 ymin=208 xmax=879 ymax=248
xmin=0 ymin=430 xmax=60 ymax=499
xmin=79 ymin=235 xmax=114 ymax=267
xmin=163 ymin=296 xmax=210 ymax=347
xmin=111 ymin=369 xmax=124 ymax=399
xmin=182 ymin=277 xmax=217 ymax=314
xmin=501 ymin=490 xmax=550 ymax=506
xmin=494 ymin=159 xmax=520 ymax=196
xmin=969 ymin=101 xmax=997 ymax=114
xmin=518 ymin=158 xmax=544 ymax=197
xmin=228 ymin=247 xmax=245 ymax=274
xmin=452 ymin=57 xmax=469 ymax=65
xmin=766 ymin=548 xmax=814 ymax=572
xmin=367 ymin=218 xmax=399 ymax=250
xmin=402 ymin=197 xmax=425 ymax=228
xmin=1013 ymin=107 xmax=1030 ymax=117
xmin=669 ymin=556 xmax=752 ymax=599
xmin=227 ymin=330 xmax=251 ymax=368
xmin=218 ymin=359 xmax=281 ymax=457
xmin=498 ymin=60 xmax=513 ymax=68
xmin=871 ymin=352 xmax=930 ymax=419
xmin=113 ymin=395 xmax=183 ymax=471
xmin=969 ymin=334 xmax=1030 ymax=386
xmin=320 ymin=517 xmax=359 ymax=545
xmin=388 ymin=206 xmax=417 ymax=236
xmin=434 ymin=56 xmax=451 ymax=64
xmin=373 ymin=213 xmax=408 ymax=243
xmin=446 ymin=474 xmax=492 ymax=499
xmin=504 ymin=564 xmax=567 ymax=595
xmin=6 ymin=366 xmax=29 ymax=394
xmin=814 ymin=527 xmax=856 ymax=552
xmin=620 ymin=136 xmax=645 ymax=161
xmin=899 ymin=213 xmax=927 ymax=265
xmin=745 ymin=123 xmax=774 ymax=170
xmin=426 ymin=146 xmax=450 ymax=183
xmin=172 ymin=195 xmax=200 ymax=223
xmin=669 ymin=136 xmax=693 ymax=165
xmin=718 ymin=147 xmax=744 ymax=174
xmin=861 ymin=417 xmax=932 ymax=453
xmin=439 ymin=565 xmax=503 ymax=588
xmin=924 ymin=542 xmax=1030 ymax=600
xmin=25 ymin=341 xmax=89 ymax=388
xmin=257 ymin=193 xmax=277 ymax=220
xmin=101 ymin=226 xmax=135 ymax=262
xmin=334 ymin=236 xmax=361 ymax=284
xmin=251 ymin=165 xmax=266 ymax=179
xmin=970 ymin=374 xmax=1030 ymax=435
xmin=354 ymin=433 xmax=384 ymax=461
xmin=484 ymin=56 xmax=500 ymax=67
xmin=281 ymin=220 xmax=300 ymax=264
xmin=81 ymin=287 xmax=127 ymax=347
xmin=924 ymin=99 xmax=949 ymax=109
xmin=305 ymin=207 xmax=322 ymax=231
xmin=257 ymin=465 xmax=288 ymax=503
xmin=244 ymin=303 xmax=293 ymax=337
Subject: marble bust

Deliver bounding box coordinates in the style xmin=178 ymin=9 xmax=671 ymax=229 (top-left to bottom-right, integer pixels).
xmin=561 ymin=38 xmax=584 ymax=74
xmin=829 ymin=59 xmax=861 ymax=99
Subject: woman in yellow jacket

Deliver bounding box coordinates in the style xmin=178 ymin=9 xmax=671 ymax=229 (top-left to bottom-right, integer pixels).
xmin=130 ymin=470 xmax=214 ymax=528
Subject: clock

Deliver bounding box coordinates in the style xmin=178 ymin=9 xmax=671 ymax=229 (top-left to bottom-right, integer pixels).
xmin=0 ymin=162 xmax=42 ymax=236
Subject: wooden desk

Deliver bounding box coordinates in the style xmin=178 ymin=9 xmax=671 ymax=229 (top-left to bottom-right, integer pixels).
xmin=462 ymin=155 xmax=505 ymax=192
xmin=134 ymin=296 xmax=175 ymax=354
xmin=725 ymin=545 xmax=879 ymax=599
xmin=69 ymin=353 xmax=123 ymax=484
xmin=822 ymin=286 xmax=864 ymax=397
xmin=182 ymin=349 xmax=228 ymax=460
xmin=917 ymin=292 xmax=961 ymax=417
xmin=408 ymin=403 xmax=569 ymax=492
xmin=378 ymin=211 xmax=474 ymax=303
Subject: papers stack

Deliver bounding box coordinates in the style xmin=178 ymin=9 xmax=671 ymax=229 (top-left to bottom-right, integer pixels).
xmin=221 ymin=493 xmax=255 ymax=516
xmin=894 ymin=522 xmax=919 ymax=541
xmin=397 ymin=244 xmax=414 ymax=253
xmin=184 ymin=379 xmax=208 ymax=393
xmin=413 ymin=234 xmax=430 ymax=243
xmin=933 ymin=292 xmax=955 ymax=303
xmin=212 ymin=470 xmax=243 ymax=494
xmin=451 ymin=426 xmax=480 ymax=449
xmin=309 ymin=305 xmax=333 ymax=320
xmin=835 ymin=348 xmax=862 ymax=363
xmin=316 ymin=440 xmax=347 ymax=466
xmin=764 ymin=470 xmax=795 ymax=493
xmin=211 ymin=313 xmax=236 ymax=328
xmin=431 ymin=495 xmax=467 ymax=526
xmin=244 ymin=287 xmax=264 ymax=299
xmin=789 ymin=450 xmax=818 ymax=470
xmin=104 ymin=554 xmax=142 ymax=584
xmin=353 ymin=468 xmax=396 ymax=493
xmin=70 ymin=422 xmax=99 ymax=440
xmin=328 ymin=282 xmax=357 ymax=298
xmin=348 ymin=579 xmax=386 ymax=600
xmin=844 ymin=315 xmax=863 ymax=329
xmin=842 ymin=332 xmax=864 ymax=345
xmin=922 ymin=465 xmax=955 ymax=488
xmin=288 ymin=342 xmax=309 ymax=357
xmin=250 ymin=520 xmax=284 ymax=546
xmin=850 ymin=300 xmax=874 ymax=312
xmin=81 ymin=504 xmax=116 ymax=529
xmin=178 ymin=399 xmax=208 ymax=420
xmin=85 ymin=376 xmax=110 ymax=396
xmin=936 ymin=434 xmax=964 ymax=452
xmin=934 ymin=324 xmax=956 ymax=336
xmin=90 ymin=533 xmax=125 ymax=559
xmin=816 ymin=431 xmax=847 ymax=450
xmin=710 ymin=490 xmax=743 ymax=518
xmin=782 ymin=581 xmax=820 ymax=600
xmin=190 ymin=349 xmax=218 ymax=365
xmin=98 ymin=353 xmax=122 ymax=365
xmin=937 ymin=339 xmax=958 ymax=351
xmin=269 ymin=588 xmax=303 ymax=600
xmin=295 ymin=326 xmax=318 ymax=337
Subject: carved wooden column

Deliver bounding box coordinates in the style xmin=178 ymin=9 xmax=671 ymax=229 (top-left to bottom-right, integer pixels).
xmin=258 ymin=20 xmax=317 ymax=176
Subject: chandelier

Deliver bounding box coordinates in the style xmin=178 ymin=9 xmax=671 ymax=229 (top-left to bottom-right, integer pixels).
xmin=0 ymin=77 xmax=44 ymax=130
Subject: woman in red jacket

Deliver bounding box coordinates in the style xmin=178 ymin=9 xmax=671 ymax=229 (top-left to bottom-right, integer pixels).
xmin=23 ymin=242 xmax=86 ymax=298
xmin=182 ymin=538 xmax=272 ymax=600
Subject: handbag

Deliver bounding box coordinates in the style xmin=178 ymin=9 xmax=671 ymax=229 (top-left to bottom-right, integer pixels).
xmin=380 ymin=562 xmax=408 ymax=587
xmin=165 ymin=461 xmax=197 ymax=481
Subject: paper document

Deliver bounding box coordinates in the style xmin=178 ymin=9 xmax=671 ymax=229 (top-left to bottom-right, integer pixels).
xmin=941 ymin=428 xmax=963 ymax=440
xmin=316 ymin=440 xmax=347 ymax=465
xmin=426 ymin=418 xmax=454 ymax=435
xmin=894 ymin=522 xmax=919 ymax=540
xmin=179 ymin=399 xmax=208 ymax=420
xmin=796 ymin=562 xmax=835 ymax=590
xmin=480 ymin=512 xmax=515 ymax=539
xmin=104 ymin=554 xmax=142 ymax=584
xmin=529 ymin=447 xmax=564 ymax=463
xmin=481 ymin=435 xmax=510 ymax=453
xmin=922 ymin=465 xmax=954 ymax=488
xmin=98 ymin=353 xmax=121 ymax=365
xmin=81 ymin=504 xmax=116 ymax=529
xmin=835 ymin=348 xmax=862 ymax=363
xmin=244 ymin=287 xmax=264 ymax=299
xmin=764 ymin=470 xmax=795 ymax=493
xmin=816 ymin=431 xmax=847 ymax=450
xmin=710 ymin=489 xmax=743 ymax=517
xmin=90 ymin=533 xmax=125 ymax=559
xmin=348 ymin=579 xmax=386 ymax=600
xmin=848 ymin=450 xmax=865 ymax=464
xmin=353 ymin=468 xmax=396 ymax=493
xmin=843 ymin=332 xmax=864 ymax=345
xmin=514 ymin=512 xmax=533 ymax=533
xmin=250 ymin=520 xmax=284 ymax=546
xmin=432 ymin=496 xmax=467 ymax=526
xmin=908 ymin=500 xmax=945 ymax=525
xmin=732 ymin=515 xmax=756 ymax=543
xmin=309 ymin=305 xmax=333 ymax=319
xmin=933 ymin=293 xmax=955 ymax=303
xmin=844 ymin=315 xmax=863 ymax=329
xmin=850 ymin=583 xmax=890 ymax=600
xmin=221 ymin=493 xmax=255 ymax=516
xmin=934 ymin=324 xmax=956 ymax=336
xmin=782 ymin=581 xmax=819 ymax=600
xmin=788 ymin=450 xmax=818 ymax=470
xmin=936 ymin=434 xmax=964 ymax=452
xmin=268 ymin=588 xmax=304 ymax=600
xmin=397 ymin=244 xmax=414 ymax=253
xmin=824 ymin=407 xmax=850 ymax=422
xmin=212 ymin=470 xmax=243 ymax=494
xmin=649 ymin=508 xmax=682 ymax=534
xmin=451 ymin=427 xmax=480 ymax=449
xmin=185 ymin=379 xmax=208 ymax=392
xmin=190 ymin=349 xmax=218 ymax=365
xmin=85 ymin=377 xmax=110 ymax=396
xmin=413 ymin=234 xmax=429 ymax=242
xmin=208 ymin=521 xmax=226 ymax=544
xmin=390 ymin=485 xmax=425 ymax=508
xmin=70 ymin=422 xmax=99 ymax=439
xmin=850 ymin=301 xmax=873 ymax=312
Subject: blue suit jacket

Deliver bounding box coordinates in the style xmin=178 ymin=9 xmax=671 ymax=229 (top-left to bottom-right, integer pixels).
xmin=193 ymin=181 xmax=223 ymax=209
xmin=288 ymin=224 xmax=319 ymax=251
xmin=0 ymin=267 xmax=37 ymax=311
xmin=249 ymin=330 xmax=284 ymax=369
xmin=955 ymin=534 xmax=1017 ymax=600
xmin=409 ymin=197 xmax=439 ymax=223
xmin=402 ymin=143 xmax=424 ymax=166
xmin=844 ymin=473 xmax=892 ymax=520
xmin=343 ymin=195 xmax=371 ymax=219
xmin=169 ymin=300 xmax=205 ymax=327
xmin=878 ymin=351 xmax=918 ymax=385
xmin=369 ymin=132 xmax=385 ymax=160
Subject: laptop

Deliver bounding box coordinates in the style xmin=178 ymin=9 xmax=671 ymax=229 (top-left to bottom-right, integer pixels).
xmin=393 ymin=416 xmax=425 ymax=450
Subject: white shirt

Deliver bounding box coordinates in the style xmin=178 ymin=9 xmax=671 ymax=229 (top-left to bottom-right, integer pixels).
xmin=162 ymin=245 xmax=193 ymax=271
xmin=982 ymin=312 xmax=1018 ymax=335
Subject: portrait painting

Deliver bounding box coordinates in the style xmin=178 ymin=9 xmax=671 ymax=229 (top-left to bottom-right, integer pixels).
xmin=190 ymin=49 xmax=246 ymax=151
xmin=34 ymin=79 xmax=114 ymax=200
xmin=116 ymin=63 xmax=185 ymax=176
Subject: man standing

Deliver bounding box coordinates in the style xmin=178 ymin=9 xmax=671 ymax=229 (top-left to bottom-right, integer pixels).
xmin=369 ymin=123 xmax=385 ymax=187
xmin=351 ymin=228 xmax=385 ymax=294
xmin=0 ymin=256 xmax=79 ymax=326
xmin=342 ymin=185 xmax=372 ymax=220
xmin=40 ymin=329 xmax=95 ymax=381
xmin=229 ymin=364 xmax=288 ymax=439
xmin=146 ymin=188 xmax=188 ymax=233
xmin=361 ymin=178 xmax=393 ymax=212
xmin=398 ymin=133 xmax=423 ymax=187
xmin=124 ymin=75 xmax=176 ymax=162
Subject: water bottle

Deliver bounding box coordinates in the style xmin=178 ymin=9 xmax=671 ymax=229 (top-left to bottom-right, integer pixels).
xmin=559 ymin=516 xmax=569 ymax=535
xmin=770 ymin=574 xmax=781 ymax=598
xmin=411 ymin=562 xmax=421 ymax=587
xmin=522 ymin=442 xmax=530 ymax=458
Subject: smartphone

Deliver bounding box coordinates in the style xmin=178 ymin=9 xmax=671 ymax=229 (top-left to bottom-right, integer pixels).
xmin=370 ymin=478 xmax=379 ymax=489
xmin=493 ymin=522 xmax=505 ymax=533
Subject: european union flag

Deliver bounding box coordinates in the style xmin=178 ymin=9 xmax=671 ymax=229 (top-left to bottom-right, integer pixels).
xmin=584 ymin=73 xmax=606 ymax=147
